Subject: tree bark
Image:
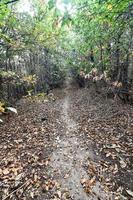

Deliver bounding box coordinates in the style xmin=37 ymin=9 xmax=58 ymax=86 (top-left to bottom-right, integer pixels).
xmin=99 ymin=41 xmax=104 ymax=72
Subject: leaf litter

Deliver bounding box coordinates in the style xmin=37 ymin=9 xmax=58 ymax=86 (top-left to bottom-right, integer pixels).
xmin=0 ymin=86 xmax=133 ymax=200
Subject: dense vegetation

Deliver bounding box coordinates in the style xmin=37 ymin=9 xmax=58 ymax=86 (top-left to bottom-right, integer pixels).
xmin=0 ymin=0 xmax=133 ymax=102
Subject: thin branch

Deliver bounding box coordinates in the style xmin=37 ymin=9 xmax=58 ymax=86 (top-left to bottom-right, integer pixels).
xmin=2 ymin=179 xmax=31 ymax=200
xmin=5 ymin=0 xmax=19 ymax=5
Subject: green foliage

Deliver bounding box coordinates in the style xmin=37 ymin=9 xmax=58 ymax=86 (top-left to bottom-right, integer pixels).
xmin=0 ymin=70 xmax=16 ymax=78
xmin=67 ymin=0 xmax=133 ymax=74
xmin=23 ymin=75 xmax=37 ymax=86
xmin=0 ymin=0 xmax=132 ymax=102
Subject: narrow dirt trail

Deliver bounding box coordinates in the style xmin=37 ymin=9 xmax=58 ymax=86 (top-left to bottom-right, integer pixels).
xmin=50 ymin=83 xmax=89 ymax=200
xmin=49 ymin=80 xmax=110 ymax=200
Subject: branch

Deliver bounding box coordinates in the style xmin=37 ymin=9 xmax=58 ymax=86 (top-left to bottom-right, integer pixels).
xmin=2 ymin=179 xmax=31 ymax=200
xmin=5 ymin=0 xmax=19 ymax=5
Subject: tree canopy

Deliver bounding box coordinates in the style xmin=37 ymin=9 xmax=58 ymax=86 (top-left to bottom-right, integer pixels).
xmin=0 ymin=0 xmax=133 ymax=101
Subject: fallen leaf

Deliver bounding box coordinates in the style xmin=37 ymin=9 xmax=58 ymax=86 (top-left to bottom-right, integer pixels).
xmin=0 ymin=119 xmax=3 ymax=123
xmin=33 ymin=174 xmax=38 ymax=183
xmin=45 ymin=160 xmax=49 ymax=166
xmin=7 ymin=107 xmax=17 ymax=114
xmin=64 ymin=174 xmax=70 ymax=179
xmin=42 ymin=184 xmax=49 ymax=192
xmin=113 ymin=164 xmax=118 ymax=174
xmin=30 ymin=191 xmax=34 ymax=198
xmin=0 ymin=168 xmax=2 ymax=174
xmin=120 ymin=159 xmax=127 ymax=168
xmin=80 ymin=178 xmax=86 ymax=185
xmin=3 ymin=168 xmax=10 ymax=175
xmin=126 ymin=189 xmax=133 ymax=197
xmin=57 ymin=190 xmax=61 ymax=198
xmin=88 ymin=162 xmax=96 ymax=175
xmin=106 ymin=152 xmax=111 ymax=157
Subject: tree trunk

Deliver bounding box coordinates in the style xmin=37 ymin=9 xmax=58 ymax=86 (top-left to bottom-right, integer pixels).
xmin=99 ymin=41 xmax=104 ymax=72
xmin=114 ymin=34 xmax=121 ymax=80
xmin=107 ymin=42 xmax=112 ymax=68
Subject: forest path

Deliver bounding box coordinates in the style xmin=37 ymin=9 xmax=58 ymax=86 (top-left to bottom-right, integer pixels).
xmin=50 ymin=81 xmax=90 ymax=200
xmin=0 ymin=81 xmax=132 ymax=200
xmin=47 ymin=80 xmax=110 ymax=200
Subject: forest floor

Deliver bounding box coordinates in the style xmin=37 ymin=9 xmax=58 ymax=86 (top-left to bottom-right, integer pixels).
xmin=0 ymin=80 xmax=133 ymax=200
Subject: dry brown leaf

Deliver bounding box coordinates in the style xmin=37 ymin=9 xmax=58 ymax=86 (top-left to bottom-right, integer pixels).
xmin=64 ymin=174 xmax=70 ymax=179
xmin=120 ymin=159 xmax=127 ymax=168
xmin=82 ymin=177 xmax=96 ymax=194
xmin=89 ymin=177 xmax=96 ymax=185
xmin=106 ymin=152 xmax=111 ymax=157
xmin=126 ymin=189 xmax=133 ymax=197
xmin=11 ymin=167 xmax=20 ymax=175
xmin=45 ymin=160 xmax=49 ymax=166
xmin=113 ymin=164 xmax=118 ymax=174
xmin=57 ymin=190 xmax=61 ymax=198
xmin=88 ymin=163 xmax=96 ymax=176
xmin=80 ymin=178 xmax=87 ymax=185
xmin=0 ymin=168 xmax=2 ymax=175
xmin=42 ymin=184 xmax=49 ymax=192
xmin=30 ymin=191 xmax=34 ymax=198
xmin=34 ymin=174 xmax=38 ymax=183
xmin=3 ymin=168 xmax=10 ymax=175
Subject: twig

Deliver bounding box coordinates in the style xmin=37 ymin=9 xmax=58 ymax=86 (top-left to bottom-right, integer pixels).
xmin=2 ymin=179 xmax=31 ymax=200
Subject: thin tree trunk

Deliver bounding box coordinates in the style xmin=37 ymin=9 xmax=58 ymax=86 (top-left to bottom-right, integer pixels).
xmin=99 ymin=41 xmax=104 ymax=72
xmin=107 ymin=42 xmax=112 ymax=68
xmin=114 ymin=34 xmax=121 ymax=80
